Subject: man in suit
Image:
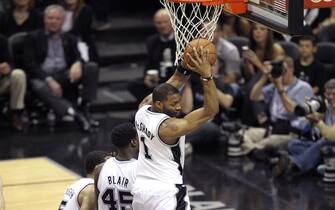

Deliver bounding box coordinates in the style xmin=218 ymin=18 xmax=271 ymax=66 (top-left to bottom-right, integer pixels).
xmin=127 ymin=8 xmax=176 ymax=103
xmin=24 ymin=5 xmax=99 ymax=132
xmin=0 ymin=33 xmax=26 ymax=131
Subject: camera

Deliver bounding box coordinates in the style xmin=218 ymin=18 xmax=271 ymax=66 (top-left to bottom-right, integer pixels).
xmin=269 ymin=60 xmax=284 ymax=78
xmin=294 ymin=97 xmax=327 ymax=117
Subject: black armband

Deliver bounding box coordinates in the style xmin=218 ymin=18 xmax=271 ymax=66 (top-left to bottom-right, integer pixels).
xmin=176 ymin=63 xmax=192 ymax=76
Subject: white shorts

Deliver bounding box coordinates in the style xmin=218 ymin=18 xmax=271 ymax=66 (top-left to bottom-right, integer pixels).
xmin=132 ymin=182 xmax=190 ymax=210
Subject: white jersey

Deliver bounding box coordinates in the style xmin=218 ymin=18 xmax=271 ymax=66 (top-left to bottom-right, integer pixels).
xmin=97 ymin=157 xmax=137 ymax=210
xmin=134 ymin=105 xmax=185 ymax=185
xmin=58 ymin=178 xmax=94 ymax=210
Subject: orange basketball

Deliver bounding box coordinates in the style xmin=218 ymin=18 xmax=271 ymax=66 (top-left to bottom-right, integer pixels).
xmin=183 ymin=38 xmax=217 ymax=67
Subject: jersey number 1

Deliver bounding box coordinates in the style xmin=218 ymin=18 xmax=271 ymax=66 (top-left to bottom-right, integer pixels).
xmin=140 ymin=136 xmax=152 ymax=159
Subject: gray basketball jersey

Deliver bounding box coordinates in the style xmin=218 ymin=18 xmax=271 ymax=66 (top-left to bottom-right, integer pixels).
xmin=58 ymin=178 xmax=94 ymax=210
xmin=97 ymin=157 xmax=137 ymax=210
xmin=134 ymin=105 xmax=185 ymax=185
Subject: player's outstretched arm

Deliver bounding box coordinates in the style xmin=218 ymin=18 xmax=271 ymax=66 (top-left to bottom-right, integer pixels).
xmin=78 ymin=184 xmax=96 ymax=210
xmin=159 ymin=47 xmax=219 ymax=144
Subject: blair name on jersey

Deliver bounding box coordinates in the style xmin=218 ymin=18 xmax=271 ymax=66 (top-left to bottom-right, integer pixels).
xmin=135 ymin=121 xmax=155 ymax=140
xmin=108 ymin=176 xmax=129 ymax=188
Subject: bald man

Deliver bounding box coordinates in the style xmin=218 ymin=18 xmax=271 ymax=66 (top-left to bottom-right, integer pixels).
xmin=127 ymin=8 xmax=176 ymax=102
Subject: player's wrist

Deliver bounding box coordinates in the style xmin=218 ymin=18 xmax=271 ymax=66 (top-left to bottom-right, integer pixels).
xmin=200 ymin=74 xmax=214 ymax=81
xmin=176 ymin=63 xmax=192 ymax=76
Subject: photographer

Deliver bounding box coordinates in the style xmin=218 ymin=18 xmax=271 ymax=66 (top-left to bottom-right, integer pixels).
xmin=240 ymin=56 xmax=314 ymax=159
xmin=275 ymin=79 xmax=335 ymax=177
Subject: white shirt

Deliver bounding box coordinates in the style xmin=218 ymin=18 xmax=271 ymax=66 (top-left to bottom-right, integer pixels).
xmin=134 ymin=105 xmax=185 ymax=186
xmin=97 ymin=157 xmax=137 ymax=210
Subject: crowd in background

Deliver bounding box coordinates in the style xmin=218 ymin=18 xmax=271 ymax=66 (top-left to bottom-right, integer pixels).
xmin=0 ymin=0 xmax=335 ymax=182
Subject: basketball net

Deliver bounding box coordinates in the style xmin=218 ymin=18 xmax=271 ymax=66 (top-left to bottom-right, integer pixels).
xmin=159 ymin=0 xmax=247 ymax=64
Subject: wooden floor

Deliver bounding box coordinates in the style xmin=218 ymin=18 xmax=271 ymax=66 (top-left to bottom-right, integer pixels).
xmin=0 ymin=157 xmax=80 ymax=210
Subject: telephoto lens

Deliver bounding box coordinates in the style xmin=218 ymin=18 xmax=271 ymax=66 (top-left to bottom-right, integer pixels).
xmin=294 ymin=97 xmax=327 ymax=116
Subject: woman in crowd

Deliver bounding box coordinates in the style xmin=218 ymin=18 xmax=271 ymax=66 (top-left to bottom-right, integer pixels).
xmin=58 ymin=0 xmax=98 ymax=63
xmin=0 ymin=0 xmax=43 ymax=37
xmin=241 ymin=23 xmax=284 ymax=126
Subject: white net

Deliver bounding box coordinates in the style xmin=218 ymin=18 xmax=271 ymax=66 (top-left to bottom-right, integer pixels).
xmin=159 ymin=0 xmax=224 ymax=64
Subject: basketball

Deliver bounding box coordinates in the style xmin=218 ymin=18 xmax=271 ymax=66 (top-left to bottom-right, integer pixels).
xmin=183 ymin=38 xmax=217 ymax=67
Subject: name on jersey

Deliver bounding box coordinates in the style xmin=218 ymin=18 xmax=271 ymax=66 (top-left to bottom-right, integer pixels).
xmin=65 ymin=188 xmax=75 ymax=199
xmin=108 ymin=176 xmax=129 ymax=188
xmin=135 ymin=121 xmax=155 ymax=140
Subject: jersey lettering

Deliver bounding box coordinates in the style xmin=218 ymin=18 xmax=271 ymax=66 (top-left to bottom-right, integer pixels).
xmin=140 ymin=136 xmax=152 ymax=160
xmin=101 ymin=188 xmax=133 ymax=210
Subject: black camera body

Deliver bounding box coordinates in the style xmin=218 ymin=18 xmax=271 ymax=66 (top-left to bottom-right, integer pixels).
xmin=270 ymin=60 xmax=284 ymax=78
xmin=294 ymin=97 xmax=327 ymax=117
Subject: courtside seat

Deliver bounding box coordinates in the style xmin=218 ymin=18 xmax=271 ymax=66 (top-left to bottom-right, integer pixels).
xmin=278 ymin=41 xmax=300 ymax=61
xmin=316 ymin=42 xmax=335 ymax=79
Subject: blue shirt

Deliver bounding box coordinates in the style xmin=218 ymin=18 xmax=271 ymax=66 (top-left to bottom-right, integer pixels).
xmin=263 ymin=78 xmax=314 ymax=130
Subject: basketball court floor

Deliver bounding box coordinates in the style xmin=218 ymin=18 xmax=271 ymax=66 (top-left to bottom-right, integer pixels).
xmin=1 ymin=116 xmax=334 ymax=210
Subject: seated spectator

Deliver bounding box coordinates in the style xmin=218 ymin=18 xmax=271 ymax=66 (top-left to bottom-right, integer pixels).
xmin=275 ymin=79 xmax=335 ymax=178
xmin=294 ymin=35 xmax=325 ymax=95
xmin=213 ymin=23 xmax=241 ymax=88
xmin=23 ymin=5 xmax=99 ymax=132
xmin=212 ymin=23 xmax=242 ymax=116
xmin=241 ymin=23 xmax=284 ymax=126
xmin=58 ymin=0 xmax=98 ymax=63
xmin=0 ymin=0 xmax=43 ymax=37
xmin=0 ymin=33 xmax=26 ymax=131
xmin=240 ymin=56 xmax=314 ymax=160
xmin=314 ymin=7 xmax=335 ymax=34
xmin=128 ymin=8 xmax=175 ymax=103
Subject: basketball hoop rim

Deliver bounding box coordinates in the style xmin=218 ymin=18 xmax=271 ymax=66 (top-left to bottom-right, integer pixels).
xmin=167 ymin=0 xmax=246 ymax=3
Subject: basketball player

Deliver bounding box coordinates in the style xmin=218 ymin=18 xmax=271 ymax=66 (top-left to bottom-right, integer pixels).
xmin=132 ymin=47 xmax=219 ymax=210
xmin=95 ymin=123 xmax=139 ymax=210
xmin=58 ymin=151 xmax=111 ymax=210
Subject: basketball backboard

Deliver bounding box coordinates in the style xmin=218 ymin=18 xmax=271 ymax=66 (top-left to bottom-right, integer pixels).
xmin=238 ymin=0 xmax=304 ymax=35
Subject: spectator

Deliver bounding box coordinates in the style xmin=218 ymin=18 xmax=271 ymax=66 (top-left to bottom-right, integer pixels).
xmin=294 ymin=35 xmax=325 ymax=95
xmin=240 ymin=56 xmax=314 ymax=160
xmin=213 ymin=23 xmax=241 ymax=89
xmin=275 ymin=79 xmax=335 ymax=178
xmin=241 ymin=23 xmax=284 ymax=126
xmin=212 ymin=23 xmax=242 ymax=116
xmin=145 ymin=8 xmax=176 ymax=82
xmin=23 ymin=5 xmax=99 ymax=132
xmin=127 ymin=8 xmax=176 ymax=103
xmin=58 ymin=0 xmax=98 ymax=63
xmin=0 ymin=33 xmax=26 ymax=131
xmin=0 ymin=0 xmax=43 ymax=37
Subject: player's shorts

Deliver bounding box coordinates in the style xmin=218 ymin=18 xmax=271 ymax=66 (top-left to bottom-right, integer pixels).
xmin=132 ymin=181 xmax=190 ymax=210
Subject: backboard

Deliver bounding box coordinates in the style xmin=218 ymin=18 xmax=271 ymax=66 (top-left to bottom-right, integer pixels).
xmin=238 ymin=0 xmax=304 ymax=35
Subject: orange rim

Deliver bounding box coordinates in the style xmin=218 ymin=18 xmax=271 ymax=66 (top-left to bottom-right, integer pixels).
xmin=168 ymin=0 xmax=246 ymax=4
xmin=168 ymin=0 xmax=217 ymax=3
